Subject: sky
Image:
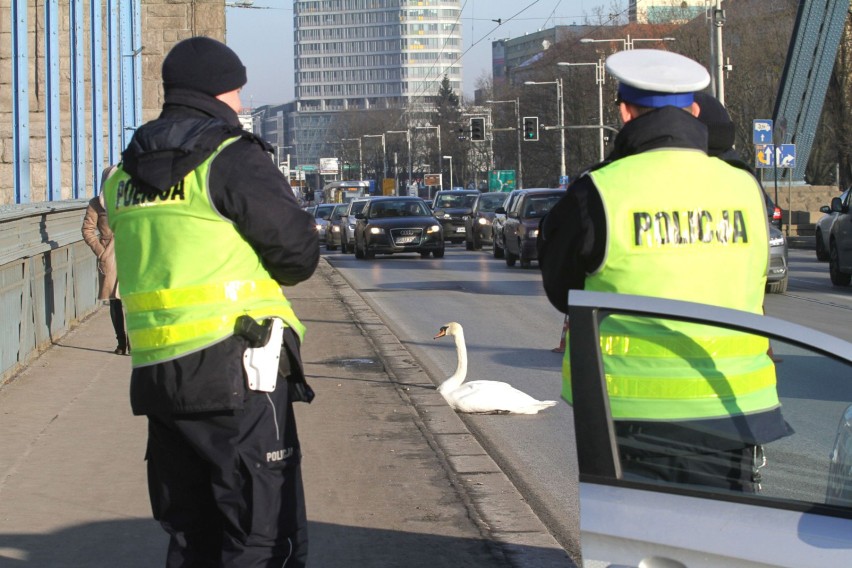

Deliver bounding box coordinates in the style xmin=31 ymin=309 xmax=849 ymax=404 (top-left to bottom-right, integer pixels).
xmin=225 ymin=0 xmax=620 ymax=108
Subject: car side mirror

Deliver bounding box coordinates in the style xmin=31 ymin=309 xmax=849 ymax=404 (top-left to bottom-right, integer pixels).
xmin=507 ymin=211 xmax=518 ymax=219
xmin=495 ymin=206 xmax=506 ymax=215
xmin=831 ymin=196 xmax=844 ymax=213
xmin=354 ymin=213 xmax=365 ymax=220
xmin=820 ymin=205 xmax=832 ymax=214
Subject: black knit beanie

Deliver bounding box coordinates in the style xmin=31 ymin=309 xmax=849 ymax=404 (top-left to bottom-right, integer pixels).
xmin=162 ymin=37 xmax=247 ymax=96
xmin=694 ymin=92 xmax=736 ymax=156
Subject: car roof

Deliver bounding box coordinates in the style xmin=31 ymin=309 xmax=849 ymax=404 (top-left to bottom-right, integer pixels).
xmin=368 ymin=196 xmax=424 ymax=201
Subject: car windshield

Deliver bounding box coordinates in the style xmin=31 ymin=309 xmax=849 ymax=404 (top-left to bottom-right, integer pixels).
xmin=331 ymin=204 xmax=347 ymax=220
xmin=522 ymin=195 xmax=561 ymax=218
xmin=477 ymin=193 xmax=507 ymax=212
xmin=369 ymin=200 xmax=429 ymax=218
xmin=435 ymin=194 xmax=477 ymax=208
xmin=315 ymin=205 xmax=335 ymax=220
xmin=349 ymin=200 xmax=369 ymax=215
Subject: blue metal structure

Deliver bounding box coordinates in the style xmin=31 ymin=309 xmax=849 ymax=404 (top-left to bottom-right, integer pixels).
xmin=771 ymin=0 xmax=848 ymax=183
xmin=12 ymin=0 xmax=30 ymax=203
xmin=7 ymin=0 xmax=142 ymax=204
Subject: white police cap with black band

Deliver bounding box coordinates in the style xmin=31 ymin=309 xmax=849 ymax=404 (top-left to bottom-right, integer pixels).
xmin=606 ymin=49 xmax=711 ymax=108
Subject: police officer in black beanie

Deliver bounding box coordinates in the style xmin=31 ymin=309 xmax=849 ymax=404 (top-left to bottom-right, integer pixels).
xmin=103 ymin=36 xmax=317 ymax=567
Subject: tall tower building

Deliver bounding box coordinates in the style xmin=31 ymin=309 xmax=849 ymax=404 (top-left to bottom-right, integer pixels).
xmin=292 ymin=0 xmax=463 ymax=168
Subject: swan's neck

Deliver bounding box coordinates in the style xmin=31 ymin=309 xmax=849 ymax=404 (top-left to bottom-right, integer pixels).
xmin=438 ymin=329 xmax=467 ymax=394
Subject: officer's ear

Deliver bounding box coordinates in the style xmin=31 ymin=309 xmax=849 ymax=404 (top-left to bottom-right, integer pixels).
xmin=619 ymin=102 xmax=635 ymax=124
xmin=689 ymin=101 xmax=701 ymax=118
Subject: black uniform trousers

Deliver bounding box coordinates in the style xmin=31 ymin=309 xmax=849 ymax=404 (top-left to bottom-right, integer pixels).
xmin=145 ymin=383 xmax=308 ymax=567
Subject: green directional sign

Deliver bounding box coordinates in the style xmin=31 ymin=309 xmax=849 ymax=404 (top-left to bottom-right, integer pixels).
xmin=489 ymin=170 xmax=516 ymax=191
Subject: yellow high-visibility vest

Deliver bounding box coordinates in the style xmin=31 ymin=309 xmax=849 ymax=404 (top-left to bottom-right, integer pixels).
xmin=103 ymin=137 xmax=304 ymax=367
xmin=562 ymin=149 xmax=779 ymax=421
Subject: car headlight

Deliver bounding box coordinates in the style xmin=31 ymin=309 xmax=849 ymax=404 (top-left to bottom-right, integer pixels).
xmin=369 ymin=226 xmax=384 ymax=235
xmin=426 ymin=224 xmax=441 ymax=234
xmin=332 ymin=226 xmax=340 ymax=233
xmin=769 ymin=235 xmax=785 ymax=247
xmin=315 ymin=224 xmax=322 ymax=231
xmin=442 ymin=213 xmax=452 ymax=219
xmin=477 ymin=217 xmax=489 ymax=225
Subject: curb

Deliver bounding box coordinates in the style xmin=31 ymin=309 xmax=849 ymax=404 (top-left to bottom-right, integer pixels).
xmin=318 ymin=258 xmax=574 ymax=567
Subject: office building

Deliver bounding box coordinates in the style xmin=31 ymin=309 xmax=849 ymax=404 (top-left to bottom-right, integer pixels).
xmin=291 ymin=0 xmax=463 ymax=168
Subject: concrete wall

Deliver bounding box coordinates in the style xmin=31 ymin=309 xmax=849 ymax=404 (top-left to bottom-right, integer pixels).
xmin=141 ymin=0 xmax=226 ymax=122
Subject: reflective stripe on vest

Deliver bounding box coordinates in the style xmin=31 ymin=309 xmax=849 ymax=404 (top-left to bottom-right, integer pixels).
xmin=103 ymin=136 xmax=305 ymax=367
xmin=561 ymin=150 xmax=779 ymax=421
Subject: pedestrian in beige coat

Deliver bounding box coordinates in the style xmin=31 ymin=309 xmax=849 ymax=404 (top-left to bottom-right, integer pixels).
xmin=82 ymin=166 xmax=128 ymax=355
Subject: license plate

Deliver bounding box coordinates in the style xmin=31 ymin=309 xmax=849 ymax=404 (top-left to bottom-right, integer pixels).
xmin=396 ymin=236 xmax=416 ymax=244
xmin=455 ymin=227 xmax=466 ymax=233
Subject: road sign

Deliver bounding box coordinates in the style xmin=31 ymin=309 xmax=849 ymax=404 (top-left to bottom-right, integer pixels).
xmin=776 ymin=144 xmax=796 ymax=168
xmin=753 ymin=119 xmax=773 ymax=144
xmin=489 ymin=170 xmax=516 ymax=191
xmin=755 ymin=144 xmax=774 ymax=168
xmin=559 ymin=175 xmax=570 ymax=188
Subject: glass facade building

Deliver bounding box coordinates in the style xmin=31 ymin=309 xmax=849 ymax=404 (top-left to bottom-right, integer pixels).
xmin=292 ymin=0 xmax=462 ymax=166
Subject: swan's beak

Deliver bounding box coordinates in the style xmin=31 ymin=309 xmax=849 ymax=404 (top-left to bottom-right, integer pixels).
xmin=434 ymin=326 xmax=448 ymax=339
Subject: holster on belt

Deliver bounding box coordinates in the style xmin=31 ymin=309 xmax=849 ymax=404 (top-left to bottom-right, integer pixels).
xmin=235 ymin=315 xmax=315 ymax=403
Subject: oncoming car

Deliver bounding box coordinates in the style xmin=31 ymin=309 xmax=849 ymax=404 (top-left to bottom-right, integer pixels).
xmin=501 ymin=188 xmax=565 ymax=268
xmin=353 ymin=197 xmax=444 ymax=259
xmin=464 ymin=192 xmax=507 ymax=250
xmin=431 ymin=190 xmax=480 ymax=244
xmin=340 ymin=197 xmax=371 ymax=254
xmin=324 ymin=203 xmax=347 ymax=251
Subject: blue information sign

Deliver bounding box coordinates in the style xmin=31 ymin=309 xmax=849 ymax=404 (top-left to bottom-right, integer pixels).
xmin=753 ymin=119 xmax=773 ymax=144
xmin=776 ymin=144 xmax=796 ymax=168
xmin=755 ymin=144 xmax=774 ymax=168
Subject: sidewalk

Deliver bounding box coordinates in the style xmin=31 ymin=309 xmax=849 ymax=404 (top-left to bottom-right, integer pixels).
xmin=0 ymin=258 xmax=571 ymax=568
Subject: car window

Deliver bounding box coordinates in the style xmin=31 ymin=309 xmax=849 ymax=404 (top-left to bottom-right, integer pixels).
xmin=435 ymin=194 xmax=464 ymax=208
xmin=349 ymin=200 xmax=369 ymax=216
xmin=368 ymin=201 xmax=427 ymax=218
xmin=462 ymin=194 xmax=478 ymax=207
xmin=522 ymin=195 xmax=561 ymax=218
xmin=568 ymin=292 xmax=852 ymax=511
xmin=315 ymin=205 xmax=335 ymax=220
xmin=331 ymin=205 xmax=347 ymax=220
xmin=477 ymin=193 xmax=507 ymax=212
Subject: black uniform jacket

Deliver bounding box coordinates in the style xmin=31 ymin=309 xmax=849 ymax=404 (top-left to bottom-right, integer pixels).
xmin=120 ymin=88 xmax=319 ymax=416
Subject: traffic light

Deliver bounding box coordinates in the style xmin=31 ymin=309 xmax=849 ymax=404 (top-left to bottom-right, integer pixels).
xmin=523 ymin=116 xmax=539 ymax=141
xmin=470 ymin=117 xmax=485 ymax=141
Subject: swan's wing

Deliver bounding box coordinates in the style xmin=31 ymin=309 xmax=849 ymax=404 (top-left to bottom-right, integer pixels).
xmin=448 ymin=381 xmax=558 ymax=414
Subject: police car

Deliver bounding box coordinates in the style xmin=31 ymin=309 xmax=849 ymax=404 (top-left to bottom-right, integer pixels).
xmin=567 ymin=291 xmax=852 ymax=567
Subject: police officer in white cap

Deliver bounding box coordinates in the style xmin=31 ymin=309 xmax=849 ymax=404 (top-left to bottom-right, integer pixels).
xmin=538 ymin=49 xmax=791 ymax=492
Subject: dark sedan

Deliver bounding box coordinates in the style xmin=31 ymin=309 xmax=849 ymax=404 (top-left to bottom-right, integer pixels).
xmin=464 ymin=192 xmax=507 ymax=250
xmin=353 ymin=197 xmax=445 ymax=258
xmin=502 ymin=188 xmax=565 ymax=268
xmin=431 ymin=190 xmax=480 ymax=244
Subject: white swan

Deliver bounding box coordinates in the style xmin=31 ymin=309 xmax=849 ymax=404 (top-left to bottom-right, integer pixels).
xmin=434 ymin=322 xmax=558 ymax=415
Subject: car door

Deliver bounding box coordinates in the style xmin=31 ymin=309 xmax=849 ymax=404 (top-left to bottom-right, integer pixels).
xmin=502 ymin=194 xmax=523 ymax=256
xmin=834 ymin=190 xmax=852 ymax=272
xmin=567 ymin=291 xmax=852 ymax=568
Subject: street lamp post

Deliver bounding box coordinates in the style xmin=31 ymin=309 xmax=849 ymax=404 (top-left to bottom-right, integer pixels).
xmin=558 ymin=60 xmax=606 ymax=161
xmin=443 ymin=155 xmax=453 ymax=189
xmin=524 ymin=78 xmax=565 ymax=179
xmin=386 ymin=130 xmax=411 ymax=196
xmin=580 ymin=35 xmax=675 ymax=51
xmin=363 ymin=134 xmax=387 ymax=185
xmin=486 ymin=98 xmax=522 ymax=189
xmin=342 ymin=137 xmax=363 ymax=180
